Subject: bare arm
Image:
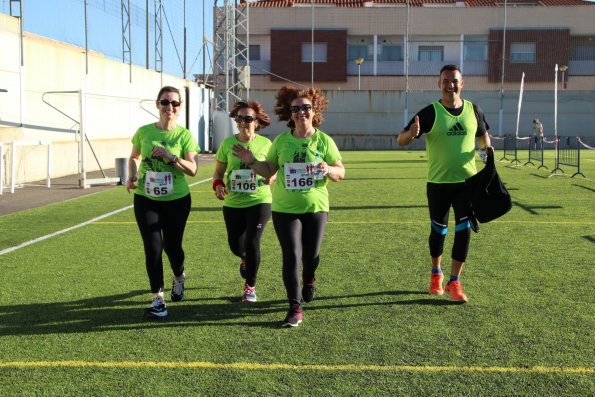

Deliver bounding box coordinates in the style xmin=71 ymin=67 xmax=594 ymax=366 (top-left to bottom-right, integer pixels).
xmin=476 ymin=132 xmax=492 ymax=151
xmin=212 ymin=160 xmax=228 ymax=200
xmin=127 ymin=146 xmax=141 ymax=193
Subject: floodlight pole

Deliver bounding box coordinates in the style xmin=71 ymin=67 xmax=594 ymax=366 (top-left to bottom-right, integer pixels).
xmin=354 ymin=58 xmax=364 ymax=90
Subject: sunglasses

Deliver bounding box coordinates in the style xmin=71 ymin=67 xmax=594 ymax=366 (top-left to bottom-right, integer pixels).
xmin=235 ymin=115 xmax=255 ymax=124
xmin=158 ymin=99 xmax=181 ymax=107
xmin=290 ymin=104 xmax=312 ymax=113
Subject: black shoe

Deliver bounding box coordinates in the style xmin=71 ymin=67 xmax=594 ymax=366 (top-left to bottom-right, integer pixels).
xmin=282 ymin=305 xmax=302 ymax=328
xmin=144 ymin=296 xmax=168 ymax=318
xmin=302 ymin=280 xmax=316 ymax=303
xmin=239 ymin=258 xmax=247 ymax=279
xmin=170 ymin=273 xmax=185 ymax=302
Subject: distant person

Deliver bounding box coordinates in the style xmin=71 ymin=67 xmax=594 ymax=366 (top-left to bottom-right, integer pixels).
xmin=533 ymin=118 xmax=544 ymax=138
xmin=396 ymin=64 xmax=492 ymax=303
xmin=127 ymin=86 xmax=200 ymax=318
xmin=233 ymin=85 xmax=345 ymax=327
xmin=213 ymin=100 xmax=273 ymax=302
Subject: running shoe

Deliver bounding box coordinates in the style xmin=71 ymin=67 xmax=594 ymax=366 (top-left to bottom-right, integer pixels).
xmin=144 ymin=296 xmax=168 ymax=318
xmin=239 ymin=257 xmax=247 ymax=279
xmin=170 ymin=273 xmax=185 ymax=302
xmin=445 ymin=280 xmax=468 ymax=302
xmin=282 ymin=305 xmax=303 ymax=328
xmin=429 ymin=273 xmax=444 ymax=295
xmin=242 ymin=283 xmax=257 ymax=303
xmin=302 ymin=279 xmax=316 ymax=303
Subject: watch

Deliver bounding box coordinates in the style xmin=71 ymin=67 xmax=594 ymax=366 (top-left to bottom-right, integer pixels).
xmin=172 ymin=155 xmax=179 ymax=163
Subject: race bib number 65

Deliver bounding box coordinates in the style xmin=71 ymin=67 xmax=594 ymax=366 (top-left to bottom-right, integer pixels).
xmin=145 ymin=171 xmax=173 ymax=197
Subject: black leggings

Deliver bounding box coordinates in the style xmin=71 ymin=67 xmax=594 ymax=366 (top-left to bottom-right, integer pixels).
xmin=426 ymin=182 xmax=471 ymax=263
xmin=272 ymin=211 xmax=328 ymax=307
xmin=222 ymin=203 xmax=272 ymax=286
xmin=134 ymin=193 xmax=191 ymax=293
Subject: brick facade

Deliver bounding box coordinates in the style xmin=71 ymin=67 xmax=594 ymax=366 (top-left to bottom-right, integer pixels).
xmin=488 ymin=29 xmax=570 ymax=83
xmin=270 ymin=29 xmax=347 ymax=82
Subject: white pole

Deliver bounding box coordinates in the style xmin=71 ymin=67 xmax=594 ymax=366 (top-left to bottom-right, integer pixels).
xmin=10 ymin=142 xmax=15 ymax=193
xmin=515 ymin=72 xmax=524 ymax=138
xmin=47 ymin=143 xmax=52 ymax=188
xmin=0 ymin=142 xmax=3 ymax=195
xmin=79 ymin=88 xmax=86 ymax=188
xmin=554 ymin=64 xmax=558 ymax=142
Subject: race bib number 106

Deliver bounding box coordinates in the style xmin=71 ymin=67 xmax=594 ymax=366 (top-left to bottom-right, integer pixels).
xmin=229 ymin=169 xmax=258 ymax=193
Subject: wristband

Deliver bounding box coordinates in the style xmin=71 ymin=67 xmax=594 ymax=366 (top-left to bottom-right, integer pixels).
xmin=212 ymin=179 xmax=225 ymax=191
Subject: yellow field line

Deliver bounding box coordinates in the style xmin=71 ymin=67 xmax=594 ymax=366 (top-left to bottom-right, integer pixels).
xmin=0 ymin=361 xmax=592 ymax=374
xmin=93 ymin=220 xmax=595 ymax=226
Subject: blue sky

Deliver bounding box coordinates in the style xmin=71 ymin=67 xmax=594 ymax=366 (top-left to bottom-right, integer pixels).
xmin=0 ymin=0 xmax=214 ymax=79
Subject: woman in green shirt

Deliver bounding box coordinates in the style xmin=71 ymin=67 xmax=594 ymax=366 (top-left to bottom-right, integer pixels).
xmin=127 ymin=86 xmax=200 ymax=318
xmin=233 ymin=85 xmax=345 ymax=327
xmin=213 ymin=100 xmax=273 ymax=303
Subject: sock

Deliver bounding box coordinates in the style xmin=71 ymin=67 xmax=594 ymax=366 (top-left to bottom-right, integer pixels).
xmin=431 ymin=268 xmax=443 ymax=275
xmin=449 ymin=275 xmax=460 ymax=283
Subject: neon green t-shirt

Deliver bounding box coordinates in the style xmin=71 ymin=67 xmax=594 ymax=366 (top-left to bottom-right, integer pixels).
xmin=266 ymin=129 xmax=342 ymax=214
xmin=131 ymin=123 xmax=200 ymax=201
xmin=425 ymin=100 xmax=478 ymax=183
xmin=215 ymin=134 xmax=272 ymax=208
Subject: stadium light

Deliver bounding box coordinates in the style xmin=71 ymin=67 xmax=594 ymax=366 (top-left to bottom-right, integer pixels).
xmin=355 ymin=57 xmax=365 ymax=90
xmin=559 ymin=65 xmax=568 ymax=89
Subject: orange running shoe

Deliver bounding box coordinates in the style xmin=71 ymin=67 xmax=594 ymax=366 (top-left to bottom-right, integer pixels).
xmin=429 ymin=273 xmax=444 ymax=295
xmin=445 ymin=281 xmax=468 ymax=302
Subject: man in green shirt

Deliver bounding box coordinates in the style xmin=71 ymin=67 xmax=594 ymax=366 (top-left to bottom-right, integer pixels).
xmin=397 ymin=64 xmax=492 ymax=303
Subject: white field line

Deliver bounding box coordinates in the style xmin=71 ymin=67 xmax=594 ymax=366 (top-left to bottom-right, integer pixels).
xmin=0 ymin=178 xmax=211 ymax=256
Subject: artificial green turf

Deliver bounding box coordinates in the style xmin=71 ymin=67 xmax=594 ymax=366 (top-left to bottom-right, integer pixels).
xmin=0 ymin=150 xmax=593 ymax=396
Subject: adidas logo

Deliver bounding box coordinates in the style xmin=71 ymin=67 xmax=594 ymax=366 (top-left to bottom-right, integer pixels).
xmin=447 ymin=122 xmax=467 ymax=136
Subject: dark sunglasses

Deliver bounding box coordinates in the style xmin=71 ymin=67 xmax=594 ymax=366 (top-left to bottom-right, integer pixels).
xmin=290 ymin=104 xmax=312 ymax=113
xmin=158 ymin=99 xmax=181 ymax=107
xmin=235 ymin=115 xmax=255 ymax=124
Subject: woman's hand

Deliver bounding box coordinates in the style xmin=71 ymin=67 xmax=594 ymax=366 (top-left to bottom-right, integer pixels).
xmin=151 ymin=146 xmax=174 ymax=162
xmin=232 ymin=144 xmax=255 ymax=165
xmin=126 ymin=176 xmax=137 ymax=193
xmin=215 ymin=184 xmax=227 ymax=200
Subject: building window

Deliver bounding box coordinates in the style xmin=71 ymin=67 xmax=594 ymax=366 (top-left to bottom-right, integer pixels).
xmin=418 ymin=46 xmax=443 ymax=61
xmin=302 ymin=43 xmax=327 ymax=63
xmin=464 ymin=37 xmax=487 ymax=61
xmin=348 ymin=44 xmax=368 ymax=61
xmin=379 ymin=45 xmax=403 ymax=61
xmin=237 ymin=44 xmax=261 ymax=61
xmin=510 ymin=42 xmax=536 ymax=63
xmin=571 ymin=44 xmax=595 ymax=61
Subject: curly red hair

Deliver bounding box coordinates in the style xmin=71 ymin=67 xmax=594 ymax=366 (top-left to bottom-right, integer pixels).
xmin=229 ymin=100 xmax=270 ymax=131
xmin=274 ymin=85 xmax=329 ymax=129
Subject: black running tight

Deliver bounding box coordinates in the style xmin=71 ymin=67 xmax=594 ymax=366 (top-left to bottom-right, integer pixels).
xmin=134 ymin=194 xmax=191 ymax=293
xmin=222 ymin=203 xmax=271 ymax=286
xmin=272 ymin=211 xmax=328 ymax=307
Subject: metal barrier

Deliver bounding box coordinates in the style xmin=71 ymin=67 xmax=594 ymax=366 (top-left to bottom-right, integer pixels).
xmin=501 ymin=135 xmax=521 ymax=165
xmin=524 ymin=136 xmax=547 ymax=169
xmin=551 ymin=136 xmax=585 ymax=178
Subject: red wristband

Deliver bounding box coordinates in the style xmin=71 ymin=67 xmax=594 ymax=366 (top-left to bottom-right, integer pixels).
xmin=212 ymin=179 xmax=225 ymax=191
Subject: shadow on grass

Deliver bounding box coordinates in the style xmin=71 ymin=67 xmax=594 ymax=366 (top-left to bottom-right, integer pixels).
xmin=0 ymin=289 xmax=454 ymax=335
xmin=512 ymin=201 xmax=562 ymax=215
xmin=573 ymin=184 xmax=595 ymax=193
xmin=582 ymin=235 xmax=595 ymax=244
xmin=332 ymin=205 xmax=426 ymax=211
